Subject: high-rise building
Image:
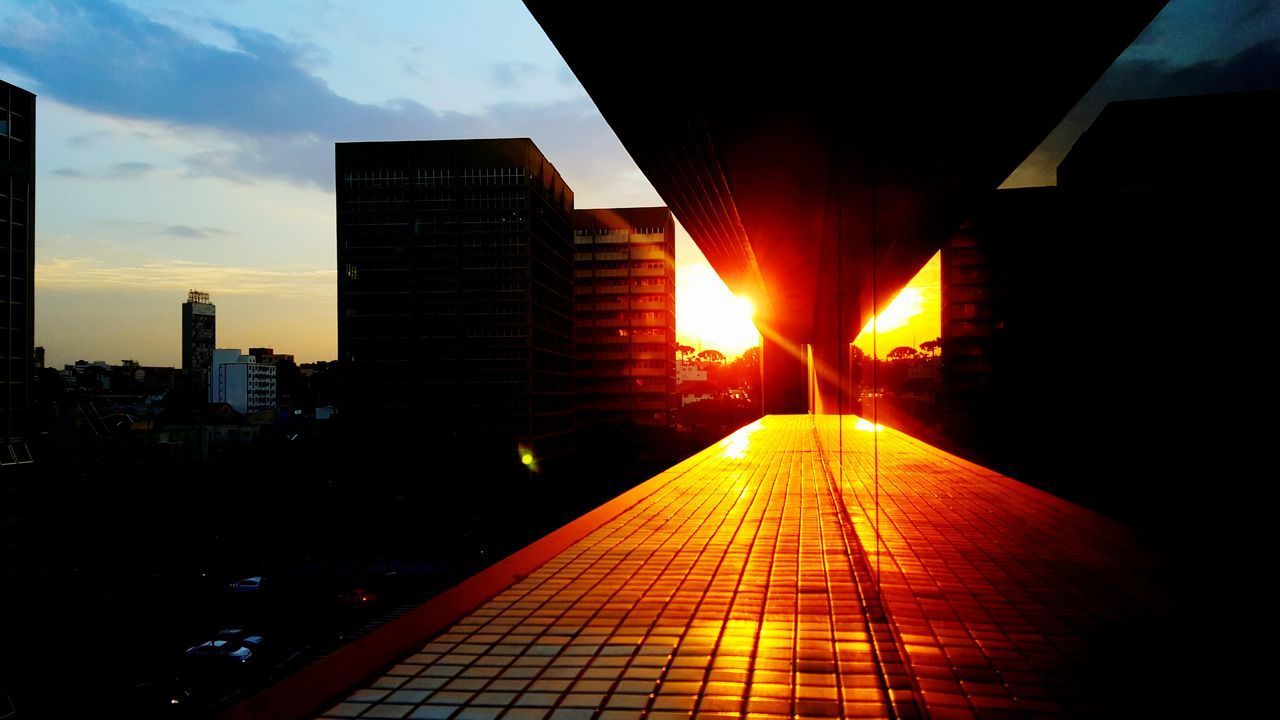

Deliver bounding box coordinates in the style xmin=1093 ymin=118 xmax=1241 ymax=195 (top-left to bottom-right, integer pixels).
xmin=209 ymin=349 xmax=277 ymax=415
xmin=336 ymin=139 xmax=575 ymax=463
xmin=1 ymin=79 xmax=34 ymax=465
xmin=572 ymin=207 xmax=676 ymax=426
xmin=181 ymin=290 xmax=216 ymax=372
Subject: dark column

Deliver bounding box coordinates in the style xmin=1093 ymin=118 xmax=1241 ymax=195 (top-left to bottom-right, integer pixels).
xmin=761 ymin=334 xmax=806 ymax=415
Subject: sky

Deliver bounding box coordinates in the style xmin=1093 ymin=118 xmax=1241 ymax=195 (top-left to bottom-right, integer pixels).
xmin=854 ymin=252 xmax=940 ymax=359
xmin=2 ymin=0 xmax=1279 ymax=367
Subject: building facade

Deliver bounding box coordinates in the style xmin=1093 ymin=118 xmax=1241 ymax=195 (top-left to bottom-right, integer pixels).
xmin=181 ymin=290 xmax=216 ymax=372
xmin=248 ymin=347 xmax=295 ymax=365
xmin=1 ymin=79 xmax=34 ymax=465
xmin=209 ymin=349 xmax=277 ymax=415
xmin=572 ymin=207 xmax=676 ymax=426
xmin=676 ymin=359 xmax=707 ymax=384
xmin=336 ymin=139 xmax=575 ymax=463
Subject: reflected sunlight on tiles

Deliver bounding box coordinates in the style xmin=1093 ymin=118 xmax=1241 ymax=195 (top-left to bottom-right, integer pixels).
xmin=317 ymin=416 xmax=1164 ymax=720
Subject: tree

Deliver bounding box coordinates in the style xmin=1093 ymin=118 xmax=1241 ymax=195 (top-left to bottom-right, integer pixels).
xmin=919 ymin=338 xmax=941 ymax=357
xmin=696 ymin=349 xmax=726 ymax=364
xmin=676 ymin=344 xmax=696 ymax=361
xmin=887 ymin=346 xmax=919 ymax=361
xmin=719 ymin=346 xmax=760 ymax=401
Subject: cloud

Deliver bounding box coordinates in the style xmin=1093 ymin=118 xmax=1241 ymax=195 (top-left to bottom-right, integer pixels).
xmin=47 ymin=161 xmax=154 ymax=180
xmin=38 ymin=255 xmax=333 ymax=298
xmin=160 ymin=224 xmax=231 ymax=239
xmin=0 ymin=1 xmax=457 ymax=140
xmin=0 ymin=0 xmax=623 ymax=191
xmin=491 ymin=61 xmax=543 ymax=88
xmin=67 ymin=129 xmax=113 ymax=147
xmin=162 ymin=224 xmax=209 ymax=238
xmin=108 ymin=161 xmax=154 ymax=178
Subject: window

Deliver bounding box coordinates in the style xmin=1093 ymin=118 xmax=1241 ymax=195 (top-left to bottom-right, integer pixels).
xmin=342 ymin=169 xmax=408 ymax=189
xmin=415 ymin=168 xmax=452 ymax=187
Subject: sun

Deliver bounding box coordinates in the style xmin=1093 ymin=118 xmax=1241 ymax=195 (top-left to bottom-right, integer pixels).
xmin=676 ymin=264 xmax=760 ymax=357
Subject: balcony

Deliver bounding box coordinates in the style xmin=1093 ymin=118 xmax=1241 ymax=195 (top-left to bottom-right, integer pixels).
xmin=225 ymin=415 xmax=1170 ymax=720
xmin=630 ymin=300 xmax=670 ymax=311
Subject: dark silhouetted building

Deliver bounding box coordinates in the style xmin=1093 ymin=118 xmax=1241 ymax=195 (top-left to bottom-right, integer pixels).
xmin=181 ymin=290 xmax=216 ymax=372
xmin=1057 ymin=90 xmax=1280 ymax=191
xmin=336 ymin=139 xmax=575 ymax=464
xmin=1 ymin=79 xmax=34 ymax=465
xmin=940 ymin=89 xmax=1280 ymax=521
xmin=573 ymin=207 xmax=676 ymax=426
xmin=248 ymin=347 xmax=294 ymax=365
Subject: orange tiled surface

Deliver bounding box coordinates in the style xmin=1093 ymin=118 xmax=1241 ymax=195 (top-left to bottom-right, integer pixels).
xmin=317 ymin=415 xmax=1163 ymax=720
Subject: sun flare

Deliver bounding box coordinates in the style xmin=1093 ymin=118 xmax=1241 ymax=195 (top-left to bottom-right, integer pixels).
xmin=677 ymin=264 xmax=760 ymax=358
xmin=854 ymin=251 xmax=941 ymax=358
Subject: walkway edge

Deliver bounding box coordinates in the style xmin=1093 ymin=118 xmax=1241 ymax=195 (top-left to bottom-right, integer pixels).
xmin=218 ymin=450 xmax=713 ymax=720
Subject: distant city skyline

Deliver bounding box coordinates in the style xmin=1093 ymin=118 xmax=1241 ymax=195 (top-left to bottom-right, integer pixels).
xmin=1 ymin=0 xmax=1277 ymax=368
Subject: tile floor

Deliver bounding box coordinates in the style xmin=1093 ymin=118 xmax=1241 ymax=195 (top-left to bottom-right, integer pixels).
xmin=316 ymin=416 xmax=1162 ymax=720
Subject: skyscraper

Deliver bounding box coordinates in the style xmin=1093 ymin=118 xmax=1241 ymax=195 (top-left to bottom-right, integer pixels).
xmin=572 ymin=207 xmax=676 ymax=426
xmin=336 ymin=139 xmax=575 ymax=464
xmin=1 ymin=79 xmax=34 ymax=465
xmin=181 ymin=290 xmax=216 ymax=372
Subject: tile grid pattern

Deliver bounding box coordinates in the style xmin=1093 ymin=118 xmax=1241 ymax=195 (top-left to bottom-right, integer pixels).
xmin=317 ymin=416 xmax=1161 ymax=720
xmin=820 ymin=416 xmax=1159 ymax=719
xmin=318 ymin=418 xmax=892 ymax=720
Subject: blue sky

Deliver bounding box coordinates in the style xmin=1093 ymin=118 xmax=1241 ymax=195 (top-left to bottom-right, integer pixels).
xmin=2 ymin=0 xmax=1278 ymax=366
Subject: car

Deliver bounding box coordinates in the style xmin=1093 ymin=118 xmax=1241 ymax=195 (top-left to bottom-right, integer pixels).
xmin=216 ymin=627 xmax=264 ymax=647
xmin=185 ymin=628 xmax=265 ymax=666
xmin=227 ymin=576 xmax=264 ymax=593
xmin=185 ymin=639 xmax=254 ymax=664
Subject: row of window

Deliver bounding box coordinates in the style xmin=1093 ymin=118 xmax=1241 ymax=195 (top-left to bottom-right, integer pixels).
xmin=464 ymin=327 xmax=529 ymax=338
xmin=573 ymin=226 xmax=665 ymax=236
xmin=577 ymin=260 xmax=669 ymax=270
xmin=416 ymin=169 xmax=451 ymax=186
xmin=460 ymin=167 xmax=527 ymax=186
xmin=343 ymin=169 xmax=409 ymax=189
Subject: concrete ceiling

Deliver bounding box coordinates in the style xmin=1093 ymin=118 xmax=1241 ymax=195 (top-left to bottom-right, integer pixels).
xmin=527 ymin=2 xmax=1165 ymax=343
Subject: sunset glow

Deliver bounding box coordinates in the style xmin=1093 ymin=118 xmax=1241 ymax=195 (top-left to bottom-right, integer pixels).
xmin=676 ymin=263 xmax=760 ymax=358
xmin=854 ymin=251 xmax=941 ymax=358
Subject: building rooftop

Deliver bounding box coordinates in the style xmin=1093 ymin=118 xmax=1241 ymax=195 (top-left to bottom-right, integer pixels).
xmin=228 ymin=415 xmax=1178 ymax=720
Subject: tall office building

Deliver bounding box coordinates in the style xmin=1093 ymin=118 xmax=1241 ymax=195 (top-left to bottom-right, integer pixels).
xmin=1 ymin=79 xmax=34 ymax=465
xmin=572 ymin=207 xmax=676 ymax=426
xmin=181 ymin=290 xmax=216 ymax=372
xmin=336 ymin=139 xmax=575 ymax=463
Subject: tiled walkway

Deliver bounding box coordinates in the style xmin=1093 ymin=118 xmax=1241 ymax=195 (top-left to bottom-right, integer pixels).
xmin=316 ymin=416 xmax=1165 ymax=720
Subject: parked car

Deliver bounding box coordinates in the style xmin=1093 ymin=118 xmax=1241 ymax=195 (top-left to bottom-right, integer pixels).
xmin=185 ymin=628 xmax=264 ymax=666
xmin=216 ymin=627 xmax=264 ymax=647
xmin=185 ymin=639 xmax=254 ymax=664
xmin=227 ymin=576 xmax=265 ymax=593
